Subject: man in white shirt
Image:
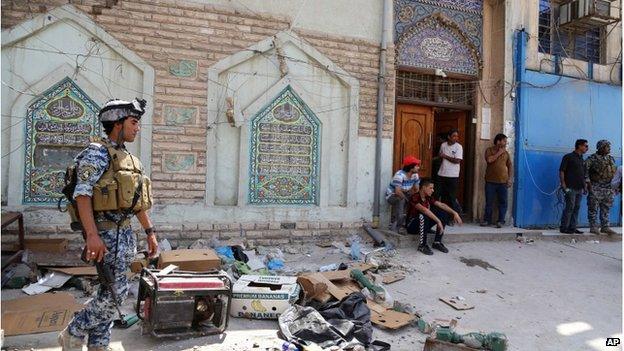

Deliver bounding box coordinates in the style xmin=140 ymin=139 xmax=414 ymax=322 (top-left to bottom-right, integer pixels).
xmin=437 ymin=129 xmax=463 ymax=213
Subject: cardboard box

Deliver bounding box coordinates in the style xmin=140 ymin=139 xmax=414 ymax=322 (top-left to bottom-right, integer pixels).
xmin=1 ymin=292 xmax=83 ymax=336
xmin=231 ymin=275 xmax=300 ymax=319
xmin=130 ymin=258 xmax=148 ymax=273
xmin=157 ymin=249 xmax=220 ymax=271
xmin=24 ymin=238 xmax=68 ymax=253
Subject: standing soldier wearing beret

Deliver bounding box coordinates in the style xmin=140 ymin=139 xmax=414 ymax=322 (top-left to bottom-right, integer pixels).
xmin=585 ymin=139 xmax=617 ymax=235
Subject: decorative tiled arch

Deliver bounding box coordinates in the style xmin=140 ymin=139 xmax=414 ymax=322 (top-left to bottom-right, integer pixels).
xmin=23 ymin=77 xmax=100 ymax=204
xmin=2 ymin=4 xmax=155 ymax=207
xmin=397 ymin=13 xmax=483 ymax=76
xmin=248 ymin=86 xmax=321 ymax=205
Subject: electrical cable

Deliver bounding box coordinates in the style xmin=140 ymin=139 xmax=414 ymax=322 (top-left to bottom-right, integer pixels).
xmin=522 ymin=147 xmax=560 ymax=196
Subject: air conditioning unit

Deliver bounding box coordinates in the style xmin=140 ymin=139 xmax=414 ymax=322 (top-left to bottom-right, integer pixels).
xmin=558 ymin=0 xmax=619 ymax=30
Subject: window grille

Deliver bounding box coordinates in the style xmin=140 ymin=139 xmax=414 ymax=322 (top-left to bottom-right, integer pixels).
xmin=538 ymin=0 xmax=603 ymax=64
xmin=396 ymin=71 xmax=475 ymax=107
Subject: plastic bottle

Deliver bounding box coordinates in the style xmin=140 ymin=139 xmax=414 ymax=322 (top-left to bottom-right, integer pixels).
xmin=282 ymin=341 xmax=300 ymax=351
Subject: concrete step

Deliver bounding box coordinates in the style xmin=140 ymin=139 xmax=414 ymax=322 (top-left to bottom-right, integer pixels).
xmin=376 ymin=225 xmax=621 ymax=247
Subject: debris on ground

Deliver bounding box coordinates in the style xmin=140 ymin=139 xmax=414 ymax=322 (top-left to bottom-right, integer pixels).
xmin=428 ymin=328 xmax=508 ymax=351
xmin=381 ymin=271 xmax=405 ymax=284
xmin=279 ymin=304 xmax=358 ymax=349
xmin=439 ymin=296 xmax=474 ymax=311
xmin=22 ymin=271 xmax=72 ymax=295
xmin=516 ymin=237 xmax=535 ymax=244
xmin=0 ymin=223 xmax=516 ymax=350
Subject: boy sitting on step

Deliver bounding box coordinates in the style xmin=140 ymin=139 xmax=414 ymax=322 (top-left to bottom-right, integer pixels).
xmin=406 ymin=178 xmax=462 ymax=255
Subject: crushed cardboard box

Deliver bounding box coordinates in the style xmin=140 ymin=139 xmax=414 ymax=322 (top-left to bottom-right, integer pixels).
xmin=231 ymin=275 xmax=300 ymax=319
xmin=157 ymin=249 xmax=220 ymax=271
xmin=2 ymin=292 xmax=83 ymax=336
xmin=130 ymin=258 xmax=148 ymax=273
xmin=298 ymin=264 xmax=414 ymax=330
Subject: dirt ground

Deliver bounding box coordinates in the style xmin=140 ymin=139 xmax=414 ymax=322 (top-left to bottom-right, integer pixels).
xmin=2 ymin=238 xmax=622 ymax=351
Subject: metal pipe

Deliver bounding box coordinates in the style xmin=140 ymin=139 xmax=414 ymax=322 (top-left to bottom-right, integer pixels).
xmin=372 ymin=0 xmax=391 ymax=228
xmin=363 ymin=225 xmax=386 ymax=247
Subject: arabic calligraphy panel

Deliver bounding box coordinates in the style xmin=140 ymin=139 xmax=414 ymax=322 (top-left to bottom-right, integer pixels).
xmin=394 ymin=0 xmax=483 ymax=76
xmin=249 ymin=86 xmax=321 ymax=205
xmin=23 ymin=77 xmax=100 ymax=204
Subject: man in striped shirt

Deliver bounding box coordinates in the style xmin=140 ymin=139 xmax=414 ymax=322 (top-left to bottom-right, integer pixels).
xmin=386 ymin=155 xmax=421 ymax=232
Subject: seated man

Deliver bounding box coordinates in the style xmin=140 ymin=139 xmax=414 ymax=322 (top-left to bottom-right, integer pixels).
xmin=406 ymin=179 xmax=462 ymax=255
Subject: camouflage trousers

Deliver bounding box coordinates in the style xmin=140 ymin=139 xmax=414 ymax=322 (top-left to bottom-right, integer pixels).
xmin=588 ymin=184 xmax=614 ymax=229
xmin=67 ymin=227 xmax=136 ymax=347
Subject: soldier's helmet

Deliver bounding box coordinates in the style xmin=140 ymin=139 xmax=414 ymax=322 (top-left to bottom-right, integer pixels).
xmin=98 ymin=98 xmax=147 ymax=123
xmin=596 ymin=139 xmax=611 ymax=151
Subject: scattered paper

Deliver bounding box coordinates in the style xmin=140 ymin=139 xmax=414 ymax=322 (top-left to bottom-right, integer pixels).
xmin=244 ymin=250 xmax=266 ymax=271
xmin=22 ymin=272 xmax=72 ymax=295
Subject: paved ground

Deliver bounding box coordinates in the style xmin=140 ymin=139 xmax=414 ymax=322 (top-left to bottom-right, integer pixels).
xmin=2 ymin=237 xmax=622 ymax=351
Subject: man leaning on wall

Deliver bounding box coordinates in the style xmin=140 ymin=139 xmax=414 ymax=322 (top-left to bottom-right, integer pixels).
xmin=481 ymin=133 xmax=513 ymax=228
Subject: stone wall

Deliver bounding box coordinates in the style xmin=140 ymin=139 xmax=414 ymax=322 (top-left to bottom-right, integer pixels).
xmin=1 ymin=219 xmax=365 ymax=250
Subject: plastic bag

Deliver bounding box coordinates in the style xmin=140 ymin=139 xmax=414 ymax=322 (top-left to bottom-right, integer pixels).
xmin=348 ymin=235 xmax=361 ymax=261
xmin=215 ymin=246 xmax=234 ymax=259
xmin=267 ymin=258 xmax=285 ymax=270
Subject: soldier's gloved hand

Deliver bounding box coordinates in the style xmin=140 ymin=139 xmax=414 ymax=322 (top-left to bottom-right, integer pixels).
xmin=146 ymin=232 xmax=158 ymax=258
xmin=85 ymin=233 xmax=108 ymax=262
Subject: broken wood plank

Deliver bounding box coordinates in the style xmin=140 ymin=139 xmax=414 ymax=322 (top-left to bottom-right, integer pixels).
xmin=439 ymin=297 xmax=474 ymax=311
xmin=381 ymin=272 xmax=405 ymax=284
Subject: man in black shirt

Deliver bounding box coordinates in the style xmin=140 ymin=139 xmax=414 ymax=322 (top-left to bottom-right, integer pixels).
xmin=559 ymin=139 xmax=589 ymax=233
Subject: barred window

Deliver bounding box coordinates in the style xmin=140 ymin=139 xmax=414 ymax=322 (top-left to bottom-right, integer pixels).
xmin=538 ymin=0 xmax=603 ymax=64
xmin=396 ymin=71 xmax=475 ymax=107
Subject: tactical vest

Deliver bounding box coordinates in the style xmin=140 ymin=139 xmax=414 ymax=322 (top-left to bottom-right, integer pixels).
xmin=62 ymin=139 xmax=152 ymax=231
xmin=92 ymin=140 xmax=152 ymax=212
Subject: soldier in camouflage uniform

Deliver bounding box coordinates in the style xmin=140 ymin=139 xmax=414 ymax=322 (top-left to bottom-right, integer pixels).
xmin=58 ymin=99 xmax=158 ymax=351
xmin=585 ymin=139 xmax=617 ymax=235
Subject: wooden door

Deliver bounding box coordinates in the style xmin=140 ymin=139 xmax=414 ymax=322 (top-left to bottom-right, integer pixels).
xmin=434 ymin=111 xmax=467 ymax=207
xmin=393 ymin=104 xmax=434 ymax=177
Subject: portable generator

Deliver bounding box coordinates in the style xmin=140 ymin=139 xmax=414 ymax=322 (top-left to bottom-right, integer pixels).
xmin=135 ymin=268 xmax=232 ymax=338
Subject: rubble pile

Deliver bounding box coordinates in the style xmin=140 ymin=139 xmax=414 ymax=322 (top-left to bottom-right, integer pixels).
xmin=1 ymin=232 xmax=508 ymax=351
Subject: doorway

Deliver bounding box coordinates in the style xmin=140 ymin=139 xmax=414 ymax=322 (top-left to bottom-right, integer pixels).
xmin=393 ymin=104 xmax=471 ymax=212
xmin=432 ymin=109 xmax=468 ymax=209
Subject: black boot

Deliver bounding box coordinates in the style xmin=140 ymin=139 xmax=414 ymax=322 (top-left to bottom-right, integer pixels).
xmin=432 ymin=242 xmax=448 ymax=253
xmin=418 ymin=244 xmax=433 ymax=255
